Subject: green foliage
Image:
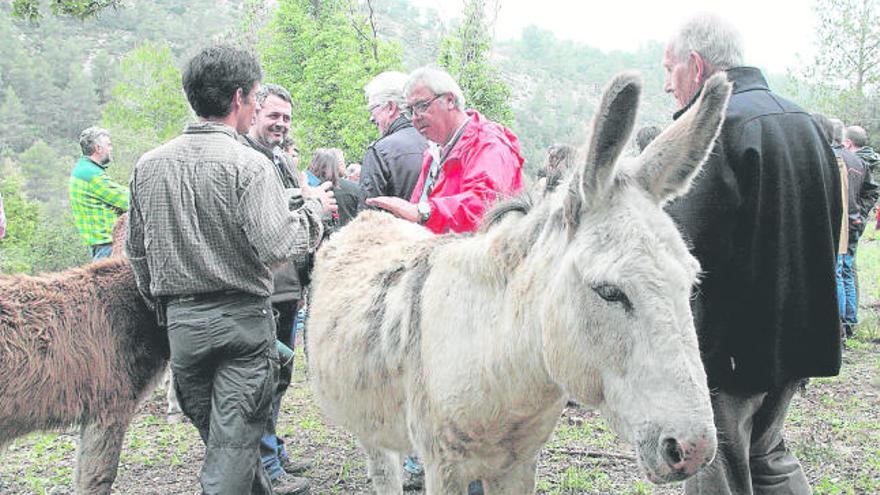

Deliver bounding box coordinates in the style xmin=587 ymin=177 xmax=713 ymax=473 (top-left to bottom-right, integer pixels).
xmin=11 ymin=0 xmax=124 ymax=21
xmin=796 ymin=0 xmax=880 ymax=139
xmin=0 ymin=86 xmax=34 ymax=153
xmin=259 ymin=0 xmax=401 ymax=165
xmin=496 ymin=27 xmax=674 ymax=173
xmin=0 ymin=166 xmax=88 ymax=274
xmin=437 ymin=0 xmax=513 ymax=127
xmin=16 ymin=140 xmax=71 ymax=204
xmin=100 ymin=42 xmax=191 ymax=182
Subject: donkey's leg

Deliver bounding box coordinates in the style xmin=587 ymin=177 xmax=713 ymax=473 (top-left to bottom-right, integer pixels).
xmin=483 ymin=459 xmax=537 ymax=494
xmin=74 ymin=416 xmax=130 ymax=495
xmin=164 ymin=366 xmax=182 ymax=422
xmin=364 ymin=445 xmax=403 ymax=495
xmin=424 ymin=461 xmax=468 ymax=495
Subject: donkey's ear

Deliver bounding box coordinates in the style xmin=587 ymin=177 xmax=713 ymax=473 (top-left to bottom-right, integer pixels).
xmin=564 ymin=72 xmax=642 ymax=232
xmin=632 ymin=72 xmax=732 ymax=204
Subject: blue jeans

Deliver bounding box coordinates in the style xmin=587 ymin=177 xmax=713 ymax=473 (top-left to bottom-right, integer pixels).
xmin=90 ymin=243 xmax=112 ymax=261
xmin=836 ymin=248 xmax=858 ymax=326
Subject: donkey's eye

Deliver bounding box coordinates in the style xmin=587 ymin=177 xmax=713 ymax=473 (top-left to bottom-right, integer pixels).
xmin=591 ymin=283 xmax=633 ymax=312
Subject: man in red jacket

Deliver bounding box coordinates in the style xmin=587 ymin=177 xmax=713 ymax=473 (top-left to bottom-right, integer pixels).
xmin=366 ymin=66 xmax=523 ymax=234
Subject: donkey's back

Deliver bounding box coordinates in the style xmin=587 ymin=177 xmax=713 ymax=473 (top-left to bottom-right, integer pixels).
xmin=308 ymin=210 xmax=440 ymax=450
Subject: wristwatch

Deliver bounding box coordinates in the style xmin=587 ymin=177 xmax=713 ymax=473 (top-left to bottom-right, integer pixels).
xmin=417 ymin=201 xmax=432 ymax=224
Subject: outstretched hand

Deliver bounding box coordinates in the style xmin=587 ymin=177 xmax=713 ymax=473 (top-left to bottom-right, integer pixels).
xmin=365 ymin=196 xmax=419 ymax=223
xmin=303 ymin=181 xmax=338 ymax=214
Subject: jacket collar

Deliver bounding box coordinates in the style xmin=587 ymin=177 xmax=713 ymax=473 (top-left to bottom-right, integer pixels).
xmin=79 ymin=155 xmax=108 ymax=170
xmin=673 ymin=66 xmax=768 ymax=120
xmin=184 ymin=121 xmax=239 ymax=138
xmin=383 ymin=115 xmax=413 ymax=137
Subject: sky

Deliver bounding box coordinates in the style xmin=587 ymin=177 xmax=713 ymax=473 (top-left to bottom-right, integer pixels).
xmin=410 ymin=0 xmax=819 ymax=74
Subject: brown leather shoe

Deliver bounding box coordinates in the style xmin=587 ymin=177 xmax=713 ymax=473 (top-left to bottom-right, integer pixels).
xmin=280 ymin=457 xmax=313 ymax=475
xmin=271 ymin=473 xmax=310 ymax=495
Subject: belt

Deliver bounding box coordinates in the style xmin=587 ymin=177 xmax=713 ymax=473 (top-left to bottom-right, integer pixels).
xmin=165 ymin=289 xmax=250 ymax=304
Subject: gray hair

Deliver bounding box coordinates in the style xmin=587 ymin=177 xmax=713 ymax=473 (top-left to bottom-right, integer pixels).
xmin=79 ymin=127 xmax=110 ymax=156
xmin=256 ymin=83 xmax=292 ymax=106
xmin=829 ymin=118 xmax=845 ymax=146
xmin=404 ymin=66 xmax=466 ymax=111
xmin=365 ymin=71 xmax=408 ymax=111
xmin=811 ymin=113 xmax=833 ymax=145
xmin=846 ymin=125 xmax=869 ymax=148
xmin=669 ymin=13 xmax=744 ymax=70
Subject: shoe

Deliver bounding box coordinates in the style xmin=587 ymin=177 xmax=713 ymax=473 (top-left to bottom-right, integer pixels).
xmin=468 ymin=480 xmax=484 ymax=495
xmin=271 ymin=473 xmax=310 ymax=495
xmin=280 ymin=457 xmax=313 ymax=475
xmin=403 ymin=468 xmax=424 ymax=491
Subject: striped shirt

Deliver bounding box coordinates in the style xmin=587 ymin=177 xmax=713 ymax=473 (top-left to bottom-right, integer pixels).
xmin=69 ymin=156 xmax=129 ymax=245
xmin=126 ymin=121 xmax=324 ymax=299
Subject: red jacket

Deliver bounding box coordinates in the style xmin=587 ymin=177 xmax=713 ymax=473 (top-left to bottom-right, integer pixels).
xmin=409 ymin=111 xmax=524 ymax=234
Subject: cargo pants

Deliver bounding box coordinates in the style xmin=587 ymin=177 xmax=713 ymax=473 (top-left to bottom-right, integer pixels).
xmin=167 ymin=292 xmax=279 ymax=495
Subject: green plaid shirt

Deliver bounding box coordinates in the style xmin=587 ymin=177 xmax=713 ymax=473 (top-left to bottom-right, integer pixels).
xmin=69 ymin=156 xmax=129 ymax=246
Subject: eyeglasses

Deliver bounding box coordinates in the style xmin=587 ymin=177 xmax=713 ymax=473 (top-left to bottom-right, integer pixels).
xmin=409 ymin=93 xmax=445 ymax=116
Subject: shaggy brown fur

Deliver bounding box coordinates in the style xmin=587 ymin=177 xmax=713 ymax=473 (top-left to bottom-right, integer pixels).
xmin=0 ymin=257 xmax=168 ymax=493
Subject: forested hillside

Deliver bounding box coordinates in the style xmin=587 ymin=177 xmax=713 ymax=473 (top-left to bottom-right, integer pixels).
xmin=0 ymin=0 xmax=776 ymax=274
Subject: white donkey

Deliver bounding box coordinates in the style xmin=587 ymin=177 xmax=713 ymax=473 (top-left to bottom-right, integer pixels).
xmin=307 ymin=71 xmax=732 ymax=493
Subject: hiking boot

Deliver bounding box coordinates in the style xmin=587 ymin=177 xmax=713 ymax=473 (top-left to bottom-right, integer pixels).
xmin=271 ymin=473 xmax=310 ymax=495
xmin=280 ymin=457 xmax=313 ymax=475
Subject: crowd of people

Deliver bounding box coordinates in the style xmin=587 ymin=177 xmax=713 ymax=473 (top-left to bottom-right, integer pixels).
xmin=50 ymin=11 xmax=875 ymax=495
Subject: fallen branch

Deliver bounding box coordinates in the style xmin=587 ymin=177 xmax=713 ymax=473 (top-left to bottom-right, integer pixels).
xmin=545 ymin=447 xmax=637 ymax=462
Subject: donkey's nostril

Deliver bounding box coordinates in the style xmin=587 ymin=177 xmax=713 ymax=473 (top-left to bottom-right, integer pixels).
xmin=661 ymin=437 xmax=684 ymax=466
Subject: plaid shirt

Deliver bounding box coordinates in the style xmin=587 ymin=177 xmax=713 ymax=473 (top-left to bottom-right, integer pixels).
xmin=126 ymin=121 xmax=324 ymax=299
xmin=69 ymin=156 xmax=129 ymax=245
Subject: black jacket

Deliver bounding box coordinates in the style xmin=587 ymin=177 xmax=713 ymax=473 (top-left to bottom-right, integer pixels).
xmin=666 ymin=67 xmax=843 ymax=392
xmin=834 ymin=144 xmax=879 ymax=240
xmin=239 ymin=134 xmax=304 ymax=303
xmin=360 ymin=116 xmax=428 ymax=200
xmin=334 ymin=178 xmax=365 ymax=227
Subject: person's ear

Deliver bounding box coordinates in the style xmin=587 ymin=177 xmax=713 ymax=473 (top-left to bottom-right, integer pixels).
xmin=689 ymin=51 xmax=707 ymax=85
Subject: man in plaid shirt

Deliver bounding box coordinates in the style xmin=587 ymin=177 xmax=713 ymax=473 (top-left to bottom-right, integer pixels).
xmin=127 ymin=45 xmax=334 ymax=495
xmin=69 ymin=127 xmax=128 ymax=260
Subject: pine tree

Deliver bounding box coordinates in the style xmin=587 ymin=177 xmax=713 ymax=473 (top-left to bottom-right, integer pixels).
xmin=259 ymin=0 xmax=401 ymax=164
xmin=437 ymin=0 xmax=513 ymax=126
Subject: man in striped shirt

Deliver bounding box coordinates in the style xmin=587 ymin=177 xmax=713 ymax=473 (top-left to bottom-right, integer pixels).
xmin=69 ymin=127 xmax=128 ymax=260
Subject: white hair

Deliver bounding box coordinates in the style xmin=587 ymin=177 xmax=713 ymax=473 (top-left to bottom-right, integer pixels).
xmin=364 ymin=71 xmax=408 ymax=110
xmin=829 ymin=118 xmax=845 ymax=146
xmin=669 ymin=13 xmax=744 ymax=70
xmin=404 ymin=66 xmax=466 ymax=111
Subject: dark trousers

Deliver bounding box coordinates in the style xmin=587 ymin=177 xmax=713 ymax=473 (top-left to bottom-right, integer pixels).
xmin=260 ymin=299 xmax=297 ymax=479
xmin=167 ymin=292 xmax=279 ymax=495
xmin=685 ymin=380 xmax=810 ymax=495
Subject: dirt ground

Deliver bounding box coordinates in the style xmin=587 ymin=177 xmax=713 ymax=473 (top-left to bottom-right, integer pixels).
xmin=1 ymin=334 xmax=878 ymax=495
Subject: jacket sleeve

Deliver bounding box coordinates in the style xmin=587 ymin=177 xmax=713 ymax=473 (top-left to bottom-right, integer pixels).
xmin=857 ymin=168 xmax=879 ymax=223
xmin=237 ymin=161 xmax=324 ymax=267
xmin=360 ymin=147 xmax=388 ymax=200
xmin=423 ymin=141 xmax=521 ymax=234
xmin=93 ymin=172 xmax=130 ymax=212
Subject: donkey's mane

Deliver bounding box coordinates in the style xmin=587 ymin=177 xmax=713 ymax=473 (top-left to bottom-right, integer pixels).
xmin=479 ymin=192 xmax=535 ymax=232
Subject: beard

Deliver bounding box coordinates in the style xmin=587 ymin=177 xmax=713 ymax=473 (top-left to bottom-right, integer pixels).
xmin=100 ymin=153 xmax=112 ymax=166
xmin=260 ymin=125 xmax=286 ymax=148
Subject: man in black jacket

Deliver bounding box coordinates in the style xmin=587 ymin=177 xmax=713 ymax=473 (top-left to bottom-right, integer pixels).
xmin=662 ymin=14 xmax=842 ymax=495
xmin=845 ymin=125 xmax=880 ymax=230
xmin=360 ymin=71 xmax=428 ymax=201
xmin=833 ymin=122 xmax=879 ymax=338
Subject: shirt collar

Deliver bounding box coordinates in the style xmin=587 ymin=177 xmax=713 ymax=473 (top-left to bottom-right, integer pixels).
xmin=184 ymin=121 xmax=239 ymax=138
